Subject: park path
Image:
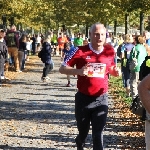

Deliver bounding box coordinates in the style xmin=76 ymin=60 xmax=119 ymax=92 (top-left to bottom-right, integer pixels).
xmin=0 ymin=55 xmax=145 ymax=150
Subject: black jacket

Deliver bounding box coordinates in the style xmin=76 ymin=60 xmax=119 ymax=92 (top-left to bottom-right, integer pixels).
xmin=0 ymin=41 xmax=8 ymax=63
xmin=19 ymin=41 xmax=26 ymax=52
xmin=139 ymin=56 xmax=150 ymax=81
xmin=41 ymin=42 xmax=52 ymax=64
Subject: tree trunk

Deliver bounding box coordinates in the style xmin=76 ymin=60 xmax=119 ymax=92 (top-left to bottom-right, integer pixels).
xmin=85 ymin=24 xmax=88 ymax=38
xmin=140 ymin=11 xmax=144 ymax=35
xmin=114 ymin=20 xmax=117 ymax=36
xmin=125 ymin=14 xmax=129 ymax=34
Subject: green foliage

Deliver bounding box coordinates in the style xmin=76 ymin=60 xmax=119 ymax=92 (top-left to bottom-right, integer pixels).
xmin=0 ymin=0 xmax=150 ymax=31
xmin=109 ymin=72 xmax=132 ymax=105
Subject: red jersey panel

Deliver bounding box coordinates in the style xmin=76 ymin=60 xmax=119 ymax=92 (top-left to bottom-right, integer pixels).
xmin=64 ymin=44 xmax=115 ymax=96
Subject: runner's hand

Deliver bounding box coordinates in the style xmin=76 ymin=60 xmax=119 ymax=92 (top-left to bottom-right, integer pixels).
xmin=78 ymin=66 xmax=88 ymax=76
xmin=113 ymin=66 xmax=121 ymax=76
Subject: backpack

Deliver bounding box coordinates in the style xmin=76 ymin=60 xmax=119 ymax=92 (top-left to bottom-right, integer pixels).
xmin=0 ymin=42 xmax=8 ymax=61
xmin=129 ymin=46 xmax=138 ymax=70
xmin=122 ymin=43 xmax=134 ymax=67
xmin=117 ymin=44 xmax=123 ymax=58
xmin=38 ymin=49 xmax=44 ymax=58
xmin=38 ymin=50 xmax=42 ymax=58
xmin=6 ymin=32 xmax=16 ymax=47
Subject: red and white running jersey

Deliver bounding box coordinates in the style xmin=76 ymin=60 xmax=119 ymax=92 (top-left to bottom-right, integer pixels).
xmin=63 ymin=43 xmax=115 ymax=96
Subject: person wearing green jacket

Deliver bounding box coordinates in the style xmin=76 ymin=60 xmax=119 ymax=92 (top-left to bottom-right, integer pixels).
xmin=51 ymin=34 xmax=57 ymax=44
xmin=130 ymin=35 xmax=147 ymax=101
xmin=74 ymin=33 xmax=83 ymax=47
xmin=51 ymin=33 xmax=58 ymax=56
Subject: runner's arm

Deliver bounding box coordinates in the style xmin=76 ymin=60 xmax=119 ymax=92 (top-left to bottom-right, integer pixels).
xmin=61 ymin=51 xmax=65 ymax=61
xmin=109 ymin=66 xmax=121 ymax=77
xmin=59 ymin=47 xmax=83 ymax=75
xmin=138 ymin=74 xmax=150 ymax=114
xmin=59 ymin=65 xmax=86 ymax=76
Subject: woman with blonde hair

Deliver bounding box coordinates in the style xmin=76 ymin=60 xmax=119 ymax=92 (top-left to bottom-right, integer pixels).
xmin=120 ymin=34 xmax=134 ymax=96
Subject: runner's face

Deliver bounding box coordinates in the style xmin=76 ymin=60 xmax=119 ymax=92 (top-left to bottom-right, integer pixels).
xmin=66 ymin=46 xmax=70 ymax=50
xmin=90 ymin=25 xmax=106 ymax=47
xmin=83 ymin=40 xmax=88 ymax=45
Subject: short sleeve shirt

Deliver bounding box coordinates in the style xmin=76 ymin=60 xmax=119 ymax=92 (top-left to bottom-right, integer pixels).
xmin=74 ymin=38 xmax=83 ymax=46
xmin=63 ymin=44 xmax=115 ymax=96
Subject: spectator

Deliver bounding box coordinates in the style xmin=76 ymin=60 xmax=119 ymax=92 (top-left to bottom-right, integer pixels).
xmin=18 ymin=34 xmax=27 ymax=72
xmin=0 ymin=29 xmax=8 ymax=79
xmin=5 ymin=25 xmax=20 ymax=72
xmin=26 ymin=37 xmax=32 ymax=61
xmin=129 ymin=35 xmax=147 ymax=101
xmin=120 ymin=34 xmax=134 ymax=97
xmin=31 ymin=34 xmax=36 ymax=55
xmin=41 ymin=36 xmax=53 ymax=82
xmin=0 ymin=30 xmax=8 ymax=86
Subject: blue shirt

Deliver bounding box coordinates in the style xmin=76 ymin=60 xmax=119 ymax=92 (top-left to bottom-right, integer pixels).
xmin=121 ymin=43 xmax=134 ymax=53
xmin=63 ymin=46 xmax=74 ymax=60
xmin=121 ymin=43 xmax=134 ymax=67
xmin=63 ymin=49 xmax=70 ymax=56
xmin=146 ymin=39 xmax=150 ymax=46
xmin=63 ymin=45 xmax=74 ymax=55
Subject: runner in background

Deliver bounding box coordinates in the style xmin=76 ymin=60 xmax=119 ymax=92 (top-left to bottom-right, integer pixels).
xmin=5 ymin=25 xmax=20 ymax=72
xmin=26 ymin=36 xmax=33 ymax=61
xmin=74 ymin=33 xmax=83 ymax=47
xmin=51 ymin=31 xmax=58 ymax=56
xmin=61 ymin=42 xmax=73 ymax=87
xmin=83 ymin=37 xmax=89 ymax=46
xmin=57 ymin=32 xmax=68 ymax=58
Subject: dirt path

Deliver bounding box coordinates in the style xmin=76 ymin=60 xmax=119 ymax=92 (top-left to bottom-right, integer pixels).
xmin=1 ymin=55 xmax=146 ymax=150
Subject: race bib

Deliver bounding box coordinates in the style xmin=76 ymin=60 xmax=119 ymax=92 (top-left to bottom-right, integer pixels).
xmin=84 ymin=63 xmax=106 ymax=78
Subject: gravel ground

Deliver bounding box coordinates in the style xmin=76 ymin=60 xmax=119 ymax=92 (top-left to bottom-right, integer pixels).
xmin=0 ymin=56 xmax=145 ymax=150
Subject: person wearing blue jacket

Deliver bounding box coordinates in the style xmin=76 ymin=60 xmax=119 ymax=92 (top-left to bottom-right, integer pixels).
xmin=61 ymin=42 xmax=74 ymax=86
xmin=41 ymin=36 xmax=53 ymax=82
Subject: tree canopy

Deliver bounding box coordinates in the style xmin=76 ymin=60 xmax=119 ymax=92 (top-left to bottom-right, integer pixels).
xmin=0 ymin=0 xmax=150 ymax=32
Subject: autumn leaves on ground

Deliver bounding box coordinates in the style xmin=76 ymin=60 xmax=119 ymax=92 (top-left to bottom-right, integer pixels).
xmin=109 ymin=76 xmax=145 ymax=149
xmin=3 ymin=55 xmax=145 ymax=148
xmin=2 ymin=55 xmax=38 ymax=87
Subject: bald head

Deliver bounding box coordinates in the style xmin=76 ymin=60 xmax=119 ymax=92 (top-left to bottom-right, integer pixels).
xmin=89 ymin=23 xmax=107 ymax=49
xmin=90 ymin=23 xmax=106 ymax=34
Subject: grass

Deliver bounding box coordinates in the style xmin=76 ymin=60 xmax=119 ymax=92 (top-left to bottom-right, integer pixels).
xmin=109 ymin=68 xmax=132 ymax=106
